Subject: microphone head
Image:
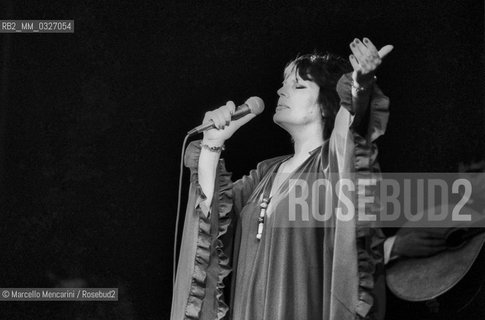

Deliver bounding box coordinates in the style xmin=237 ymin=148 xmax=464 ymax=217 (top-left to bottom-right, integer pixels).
xmin=245 ymin=96 xmax=265 ymax=115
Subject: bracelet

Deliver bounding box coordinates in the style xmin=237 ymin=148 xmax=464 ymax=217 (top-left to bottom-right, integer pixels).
xmin=200 ymin=142 xmax=225 ymax=153
xmin=352 ymin=76 xmax=377 ymax=94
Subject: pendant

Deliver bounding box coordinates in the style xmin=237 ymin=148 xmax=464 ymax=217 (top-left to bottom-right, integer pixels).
xmin=257 ymin=197 xmax=270 ymax=240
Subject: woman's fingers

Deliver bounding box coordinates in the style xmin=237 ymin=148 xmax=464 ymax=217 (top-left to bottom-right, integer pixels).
xmin=354 ymin=38 xmax=371 ymax=57
xmin=219 ymin=102 xmax=233 ymax=126
xmin=350 ymin=40 xmax=365 ymax=63
xmin=211 ymin=101 xmax=236 ymax=129
xmin=203 ymin=100 xmax=247 ymax=130
xmin=350 ymin=39 xmax=376 ymax=72
xmin=210 ymin=110 xmax=225 ymax=129
xmin=202 ymin=100 xmax=254 ymax=141
xmin=362 ymin=38 xmax=379 ymax=56
xmin=226 ymin=100 xmax=236 ymax=115
xmin=350 ymin=38 xmax=393 ymax=71
xmin=349 ymin=54 xmax=360 ymax=70
xmin=362 ymin=38 xmax=382 ymax=68
xmin=378 ymin=45 xmax=394 ymax=59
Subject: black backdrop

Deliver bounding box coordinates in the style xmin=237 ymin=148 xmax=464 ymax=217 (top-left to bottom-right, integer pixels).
xmin=0 ymin=1 xmax=483 ymax=319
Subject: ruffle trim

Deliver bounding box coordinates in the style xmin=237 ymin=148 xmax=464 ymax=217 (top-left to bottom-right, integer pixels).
xmin=215 ymin=165 xmax=232 ymax=319
xmin=184 ymin=180 xmax=211 ymax=320
xmin=338 ymin=74 xmax=390 ymax=319
xmin=183 ymin=140 xmax=233 ymax=320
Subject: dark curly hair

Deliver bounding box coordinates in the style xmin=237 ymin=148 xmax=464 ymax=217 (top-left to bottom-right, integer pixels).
xmin=286 ymin=53 xmax=351 ymax=139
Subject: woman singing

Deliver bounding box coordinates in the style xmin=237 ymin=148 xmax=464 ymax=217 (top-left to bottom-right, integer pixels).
xmin=172 ymin=37 xmax=393 ymax=320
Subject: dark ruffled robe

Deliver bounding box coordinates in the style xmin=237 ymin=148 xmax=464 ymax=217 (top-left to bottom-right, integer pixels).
xmin=171 ymin=73 xmax=390 ymax=320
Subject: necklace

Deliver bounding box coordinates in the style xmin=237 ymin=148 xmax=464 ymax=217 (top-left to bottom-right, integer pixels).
xmin=256 ymin=197 xmax=269 ymax=240
xmin=256 ymin=160 xmax=287 ymax=240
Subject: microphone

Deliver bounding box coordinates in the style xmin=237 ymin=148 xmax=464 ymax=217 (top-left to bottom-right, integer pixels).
xmin=187 ymin=96 xmax=264 ymax=136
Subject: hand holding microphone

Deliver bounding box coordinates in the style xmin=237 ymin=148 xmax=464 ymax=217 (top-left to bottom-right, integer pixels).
xmin=189 ymin=97 xmax=264 ymax=144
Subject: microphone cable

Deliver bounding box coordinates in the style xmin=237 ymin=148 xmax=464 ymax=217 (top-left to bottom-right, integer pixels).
xmin=173 ymin=134 xmax=190 ymax=286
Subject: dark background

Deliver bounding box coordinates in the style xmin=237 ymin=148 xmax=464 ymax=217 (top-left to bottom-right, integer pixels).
xmin=0 ymin=0 xmax=483 ymax=319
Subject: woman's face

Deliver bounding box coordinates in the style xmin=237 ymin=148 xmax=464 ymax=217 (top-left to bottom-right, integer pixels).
xmin=273 ymin=64 xmax=322 ymax=130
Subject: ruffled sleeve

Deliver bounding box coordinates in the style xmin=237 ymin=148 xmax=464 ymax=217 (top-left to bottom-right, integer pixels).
xmin=171 ymin=140 xmax=277 ymax=320
xmin=336 ymin=73 xmax=389 ymax=320
xmin=171 ymin=140 xmax=233 ymax=320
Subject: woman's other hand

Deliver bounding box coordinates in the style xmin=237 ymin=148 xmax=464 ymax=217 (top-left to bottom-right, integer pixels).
xmin=349 ymin=38 xmax=393 ymax=87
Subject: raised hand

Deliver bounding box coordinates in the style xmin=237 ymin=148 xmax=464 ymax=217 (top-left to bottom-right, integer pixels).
xmin=349 ymin=37 xmax=393 ymax=87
